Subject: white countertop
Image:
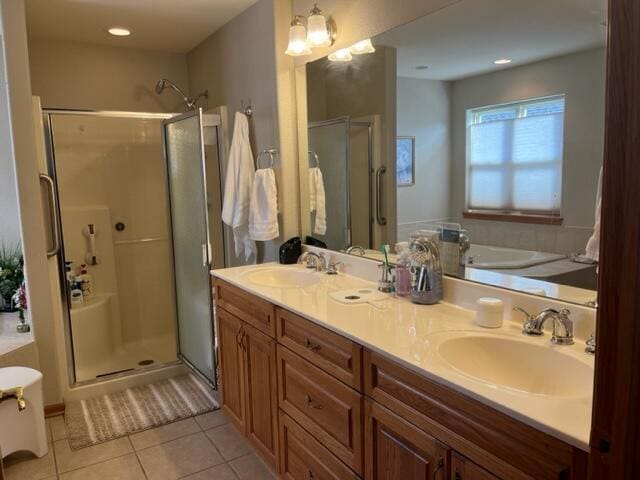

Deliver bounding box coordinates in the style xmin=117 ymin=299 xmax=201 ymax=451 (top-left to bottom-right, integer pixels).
xmin=211 ymin=262 xmax=593 ymax=451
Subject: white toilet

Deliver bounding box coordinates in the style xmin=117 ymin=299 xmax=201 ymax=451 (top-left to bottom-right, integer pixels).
xmin=0 ymin=367 xmax=48 ymax=458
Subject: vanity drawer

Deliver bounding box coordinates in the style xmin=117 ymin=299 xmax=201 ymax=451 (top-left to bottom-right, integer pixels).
xmin=276 ymin=307 xmax=363 ymax=390
xmin=279 ymin=412 xmax=360 ymax=480
xmin=363 ymin=350 xmax=580 ymax=480
xmin=214 ymin=280 xmax=276 ymax=337
xmin=277 ymin=345 xmax=363 ymax=475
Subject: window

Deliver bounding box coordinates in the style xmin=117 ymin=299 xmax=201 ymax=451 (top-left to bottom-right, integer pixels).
xmin=466 ymin=95 xmax=565 ymax=215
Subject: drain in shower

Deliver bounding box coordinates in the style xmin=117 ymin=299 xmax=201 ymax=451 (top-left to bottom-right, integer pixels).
xmin=138 ymin=359 xmax=155 ymax=366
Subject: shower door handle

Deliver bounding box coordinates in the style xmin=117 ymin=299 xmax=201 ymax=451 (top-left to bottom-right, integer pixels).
xmin=375 ymin=166 xmax=387 ymax=226
xmin=39 ymin=174 xmax=61 ymax=257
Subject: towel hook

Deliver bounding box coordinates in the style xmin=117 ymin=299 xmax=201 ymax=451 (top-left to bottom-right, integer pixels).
xmin=257 ymin=148 xmax=278 ymax=169
xmin=308 ymin=150 xmax=320 ymax=168
xmin=241 ymin=99 xmax=253 ymax=117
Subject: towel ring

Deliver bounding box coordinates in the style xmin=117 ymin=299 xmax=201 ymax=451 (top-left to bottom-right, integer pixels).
xmin=257 ymin=148 xmax=277 ymax=169
xmin=308 ymin=150 xmax=320 ymax=168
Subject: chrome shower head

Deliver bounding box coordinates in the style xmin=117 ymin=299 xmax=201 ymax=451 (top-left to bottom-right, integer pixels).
xmin=155 ymin=78 xmax=208 ymax=110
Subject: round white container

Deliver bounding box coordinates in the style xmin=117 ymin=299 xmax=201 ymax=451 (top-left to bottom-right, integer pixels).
xmin=474 ymin=297 xmax=504 ymax=328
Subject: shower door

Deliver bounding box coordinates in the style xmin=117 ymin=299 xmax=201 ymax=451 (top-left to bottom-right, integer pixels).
xmin=163 ymin=109 xmax=217 ymax=386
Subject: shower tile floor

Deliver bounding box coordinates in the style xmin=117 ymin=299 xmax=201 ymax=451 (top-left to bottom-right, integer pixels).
xmin=3 ymin=409 xmax=276 ymax=480
xmin=75 ymin=334 xmax=178 ymax=382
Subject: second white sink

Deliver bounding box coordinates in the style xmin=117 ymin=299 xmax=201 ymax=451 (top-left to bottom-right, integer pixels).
xmin=435 ymin=334 xmax=593 ymax=397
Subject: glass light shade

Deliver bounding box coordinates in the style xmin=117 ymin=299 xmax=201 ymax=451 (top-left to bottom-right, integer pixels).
xmin=285 ymin=24 xmax=311 ymax=56
xmin=349 ymin=39 xmax=375 ymax=54
xmin=328 ymin=48 xmax=353 ymax=62
xmin=307 ymin=12 xmax=331 ymax=47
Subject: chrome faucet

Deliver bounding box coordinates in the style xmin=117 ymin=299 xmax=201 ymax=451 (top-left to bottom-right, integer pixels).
xmin=297 ymin=252 xmax=327 ymax=272
xmin=513 ymin=307 xmax=574 ymax=345
xmin=345 ymin=245 xmax=366 ymax=256
xmin=409 ymin=237 xmax=443 ymax=305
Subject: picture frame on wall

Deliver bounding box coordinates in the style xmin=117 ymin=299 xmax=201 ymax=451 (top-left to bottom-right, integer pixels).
xmin=396 ymin=136 xmax=415 ymax=186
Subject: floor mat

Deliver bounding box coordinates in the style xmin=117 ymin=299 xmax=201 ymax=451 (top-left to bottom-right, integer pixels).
xmin=65 ymin=373 xmax=218 ymax=449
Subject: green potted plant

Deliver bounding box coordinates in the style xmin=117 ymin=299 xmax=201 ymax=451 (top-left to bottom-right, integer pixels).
xmin=0 ymin=243 xmax=24 ymax=312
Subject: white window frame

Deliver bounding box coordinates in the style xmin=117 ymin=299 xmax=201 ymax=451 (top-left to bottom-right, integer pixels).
xmin=465 ymin=95 xmax=565 ymax=216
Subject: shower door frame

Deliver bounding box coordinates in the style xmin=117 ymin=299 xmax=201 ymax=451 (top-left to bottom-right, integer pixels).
xmin=308 ymin=117 xmax=374 ymax=248
xmin=161 ymin=108 xmax=220 ymax=388
xmin=42 ymin=109 xmax=183 ymax=389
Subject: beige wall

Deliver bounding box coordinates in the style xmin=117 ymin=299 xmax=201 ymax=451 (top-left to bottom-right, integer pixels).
xmin=1 ymin=0 xmax=61 ymax=404
xmin=187 ymin=0 xmax=299 ymax=264
xmin=28 ymin=37 xmax=189 ymax=112
xmin=397 ymin=77 xmax=451 ymax=238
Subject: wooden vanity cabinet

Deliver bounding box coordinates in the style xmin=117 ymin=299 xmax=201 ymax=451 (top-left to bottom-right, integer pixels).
xmin=215 ymin=281 xmax=588 ymax=480
xmin=365 ymin=399 xmax=448 ymax=480
xmin=215 ymin=281 xmax=279 ymax=469
xmin=451 ymin=453 xmax=500 ymax=480
xmin=216 ymin=307 xmax=246 ymax=431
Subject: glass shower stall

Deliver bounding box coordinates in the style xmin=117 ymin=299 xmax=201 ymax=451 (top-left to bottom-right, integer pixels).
xmin=40 ymin=108 xmax=225 ymax=387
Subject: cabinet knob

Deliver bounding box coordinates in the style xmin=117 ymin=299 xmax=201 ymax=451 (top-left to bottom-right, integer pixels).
xmin=304 ymin=394 xmax=323 ymax=409
xmin=304 ymin=337 xmax=321 ymax=351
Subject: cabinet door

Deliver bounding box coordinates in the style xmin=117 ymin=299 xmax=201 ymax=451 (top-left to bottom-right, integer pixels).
xmin=217 ymin=308 xmax=246 ymax=431
xmin=451 ymin=453 xmax=500 ymax=480
xmin=244 ymin=323 xmax=279 ymax=468
xmin=365 ymin=399 xmax=449 ymax=480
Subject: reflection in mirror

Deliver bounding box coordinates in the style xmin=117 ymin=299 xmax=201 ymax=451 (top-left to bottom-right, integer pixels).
xmin=297 ymin=0 xmax=607 ymax=307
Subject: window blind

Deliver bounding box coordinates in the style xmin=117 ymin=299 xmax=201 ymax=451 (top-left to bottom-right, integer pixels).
xmin=466 ymin=96 xmax=565 ymax=214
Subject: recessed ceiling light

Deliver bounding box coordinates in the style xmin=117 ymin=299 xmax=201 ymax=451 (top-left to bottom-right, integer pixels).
xmin=493 ymin=58 xmax=512 ymax=65
xmin=107 ymin=27 xmax=131 ymax=37
xmin=415 ymin=65 xmax=429 ymax=70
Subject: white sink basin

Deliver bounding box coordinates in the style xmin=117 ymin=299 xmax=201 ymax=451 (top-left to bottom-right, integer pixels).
xmin=245 ymin=267 xmax=322 ymax=288
xmin=436 ymin=335 xmax=593 ymax=397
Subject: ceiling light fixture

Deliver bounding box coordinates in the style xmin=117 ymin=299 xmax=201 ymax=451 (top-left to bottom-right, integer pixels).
xmin=328 ymin=48 xmax=352 ymax=62
xmin=349 ymin=39 xmax=375 ymax=55
xmin=493 ymin=58 xmax=512 ymax=65
xmin=285 ymin=16 xmax=312 ymax=56
xmin=107 ymin=26 xmax=131 ymax=37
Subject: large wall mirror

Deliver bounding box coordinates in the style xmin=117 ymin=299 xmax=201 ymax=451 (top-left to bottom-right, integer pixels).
xmin=297 ymin=0 xmax=606 ymax=307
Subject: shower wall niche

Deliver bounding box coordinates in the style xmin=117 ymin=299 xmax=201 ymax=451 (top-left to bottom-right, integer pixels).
xmin=49 ymin=113 xmax=178 ymax=382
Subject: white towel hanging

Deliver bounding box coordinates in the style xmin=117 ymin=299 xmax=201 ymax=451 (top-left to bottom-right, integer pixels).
xmin=585 ymin=166 xmax=602 ymax=262
xmin=249 ymin=166 xmax=279 ymax=241
xmin=309 ymin=167 xmax=326 ymax=235
xmin=221 ymin=112 xmax=257 ymax=262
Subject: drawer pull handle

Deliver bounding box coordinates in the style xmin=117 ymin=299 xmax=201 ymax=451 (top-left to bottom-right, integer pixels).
xmin=304 ymin=338 xmax=321 ymax=351
xmin=235 ymin=326 xmax=243 ymax=347
xmin=304 ymin=394 xmax=323 ymax=409
xmin=433 ymin=457 xmax=444 ymax=480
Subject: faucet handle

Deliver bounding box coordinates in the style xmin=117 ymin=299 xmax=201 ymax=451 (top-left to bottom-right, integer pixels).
xmin=513 ymin=307 xmax=542 ymax=335
xmin=585 ymin=333 xmax=596 ymax=355
xmin=326 ymin=261 xmax=343 ymax=275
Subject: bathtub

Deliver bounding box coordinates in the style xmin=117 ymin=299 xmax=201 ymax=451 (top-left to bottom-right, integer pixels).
xmin=466 ymin=244 xmax=565 ymax=269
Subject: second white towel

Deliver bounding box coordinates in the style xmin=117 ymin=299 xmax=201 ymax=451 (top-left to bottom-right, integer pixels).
xmin=309 ymin=167 xmax=326 ymax=235
xmin=249 ymin=168 xmax=279 ymax=241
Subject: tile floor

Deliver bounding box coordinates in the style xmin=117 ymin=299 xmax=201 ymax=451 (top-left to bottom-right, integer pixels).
xmin=2 ymin=410 xmax=276 ymax=480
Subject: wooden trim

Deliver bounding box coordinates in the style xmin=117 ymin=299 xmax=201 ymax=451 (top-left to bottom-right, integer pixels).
xmin=589 ymin=0 xmax=640 ymax=477
xmin=44 ymin=403 xmax=65 ymax=417
xmin=462 ymin=210 xmax=563 ymax=225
